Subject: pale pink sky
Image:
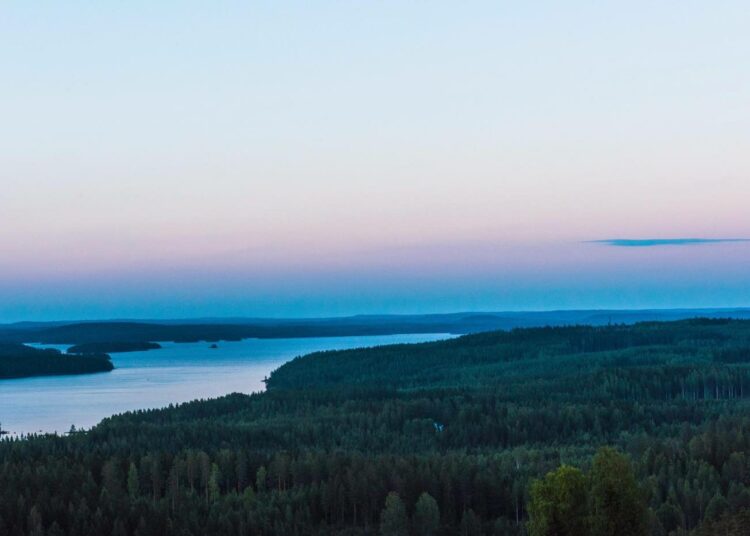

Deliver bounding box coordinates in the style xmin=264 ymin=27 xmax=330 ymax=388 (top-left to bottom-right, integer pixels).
xmin=1 ymin=1 xmax=749 ymax=320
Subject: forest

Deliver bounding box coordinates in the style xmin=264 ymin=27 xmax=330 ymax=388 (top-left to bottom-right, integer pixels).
xmin=0 ymin=343 xmax=113 ymax=379
xmin=66 ymin=342 xmax=162 ymax=354
xmin=0 ymin=320 xmax=462 ymax=344
xmin=2 ymin=319 xmax=750 ymax=534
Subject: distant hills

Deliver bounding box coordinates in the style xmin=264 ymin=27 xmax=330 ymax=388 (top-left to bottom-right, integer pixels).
xmin=2 ymin=308 xmax=750 ymax=345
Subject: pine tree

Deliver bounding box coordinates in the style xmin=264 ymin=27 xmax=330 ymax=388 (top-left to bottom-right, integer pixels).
xmin=528 ymin=464 xmax=589 ymax=536
xmin=209 ymin=463 xmax=221 ymax=503
xmin=704 ymin=492 xmax=728 ymax=522
xmin=460 ymin=509 xmax=482 ymax=536
xmin=380 ymin=492 xmax=408 ymax=536
xmin=256 ymin=465 xmax=268 ymax=492
xmin=127 ymin=462 xmax=140 ymax=500
xmin=589 ymin=447 xmax=648 ymax=536
xmin=413 ymin=492 xmax=440 ymax=536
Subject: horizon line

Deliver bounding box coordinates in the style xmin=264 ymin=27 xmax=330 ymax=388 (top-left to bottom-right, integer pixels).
xmin=4 ymin=305 xmax=750 ymax=326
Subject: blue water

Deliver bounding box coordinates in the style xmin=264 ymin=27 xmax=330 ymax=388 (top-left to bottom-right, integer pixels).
xmin=0 ymin=334 xmax=450 ymax=436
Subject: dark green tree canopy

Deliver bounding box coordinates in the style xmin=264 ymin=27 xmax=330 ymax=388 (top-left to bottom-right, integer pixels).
xmin=3 ymin=320 xmax=750 ymax=534
xmin=380 ymin=492 xmax=408 ymax=536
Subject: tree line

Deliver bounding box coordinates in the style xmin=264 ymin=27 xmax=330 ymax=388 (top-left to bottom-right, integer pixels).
xmin=3 ymin=319 xmax=750 ymax=534
xmin=0 ymin=343 xmax=112 ymax=379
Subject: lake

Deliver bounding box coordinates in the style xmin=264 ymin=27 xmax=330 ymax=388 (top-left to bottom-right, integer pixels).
xmin=0 ymin=333 xmax=450 ymax=436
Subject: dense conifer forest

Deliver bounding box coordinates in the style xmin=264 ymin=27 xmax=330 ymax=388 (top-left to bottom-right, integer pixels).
xmin=0 ymin=344 xmax=113 ymax=379
xmin=3 ymin=319 xmax=750 ymax=534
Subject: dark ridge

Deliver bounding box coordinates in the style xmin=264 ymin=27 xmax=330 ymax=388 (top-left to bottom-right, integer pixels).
xmin=2 ymin=308 xmax=750 ymax=345
xmin=0 ymin=343 xmax=113 ymax=379
xmin=67 ymin=341 xmax=162 ymax=354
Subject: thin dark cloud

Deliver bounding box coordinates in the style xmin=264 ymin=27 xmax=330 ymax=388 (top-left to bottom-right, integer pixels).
xmin=590 ymin=238 xmax=750 ymax=247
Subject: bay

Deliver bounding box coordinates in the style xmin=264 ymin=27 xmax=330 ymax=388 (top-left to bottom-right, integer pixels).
xmin=0 ymin=333 xmax=450 ymax=436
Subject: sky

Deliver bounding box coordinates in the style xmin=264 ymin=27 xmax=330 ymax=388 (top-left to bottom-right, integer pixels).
xmin=1 ymin=1 xmax=749 ymax=321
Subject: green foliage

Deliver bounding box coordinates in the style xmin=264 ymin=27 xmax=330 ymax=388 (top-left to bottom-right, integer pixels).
xmin=3 ymin=320 xmax=750 ymax=534
xmin=460 ymin=509 xmax=482 ymax=536
xmin=380 ymin=492 xmax=408 ymax=536
xmin=529 ymin=449 xmax=648 ymax=536
xmin=208 ymin=464 xmax=221 ymax=503
xmin=704 ymin=493 xmax=728 ymax=522
xmin=255 ymin=465 xmax=267 ymax=492
xmin=0 ymin=343 xmax=112 ymax=378
xmin=694 ymin=507 xmax=750 ymax=535
xmin=412 ymin=493 xmax=440 ymax=536
xmin=528 ymin=465 xmax=589 ymax=536
xmin=128 ymin=463 xmax=140 ymax=500
xmin=589 ymin=448 xmax=647 ymax=536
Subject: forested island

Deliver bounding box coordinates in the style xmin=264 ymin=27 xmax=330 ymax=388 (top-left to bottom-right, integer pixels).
xmin=0 ymin=343 xmax=113 ymax=379
xmin=67 ymin=341 xmax=162 ymax=354
xmin=2 ymin=319 xmax=750 ymax=534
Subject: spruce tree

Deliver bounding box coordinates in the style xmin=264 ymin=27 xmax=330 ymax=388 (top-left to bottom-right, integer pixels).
xmin=380 ymin=492 xmax=408 ymax=536
xmin=413 ymin=492 xmax=440 ymax=536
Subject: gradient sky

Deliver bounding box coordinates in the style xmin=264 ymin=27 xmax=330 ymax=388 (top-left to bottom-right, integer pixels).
xmin=2 ymin=1 xmax=749 ymax=321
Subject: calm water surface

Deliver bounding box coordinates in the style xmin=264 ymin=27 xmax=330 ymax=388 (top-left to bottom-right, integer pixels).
xmin=0 ymin=334 xmax=450 ymax=436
